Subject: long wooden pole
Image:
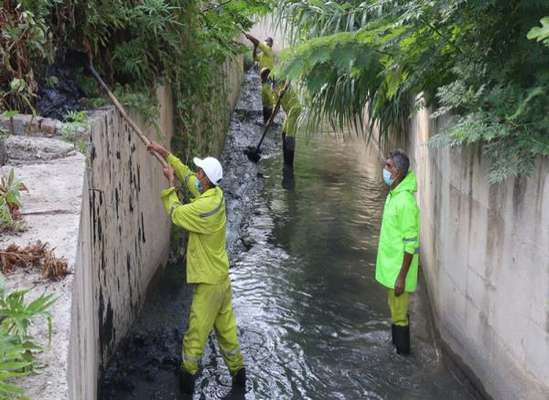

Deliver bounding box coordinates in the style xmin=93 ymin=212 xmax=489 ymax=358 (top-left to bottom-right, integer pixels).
xmin=256 ymin=81 xmax=290 ymax=152
xmin=88 ymin=64 xmax=168 ymax=168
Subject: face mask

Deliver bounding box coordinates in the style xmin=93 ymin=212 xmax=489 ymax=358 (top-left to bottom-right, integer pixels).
xmin=194 ymin=178 xmax=203 ymax=193
xmin=383 ymin=168 xmax=394 ymax=186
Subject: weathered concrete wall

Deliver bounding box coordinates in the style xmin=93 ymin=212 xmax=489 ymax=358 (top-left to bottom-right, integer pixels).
xmin=68 ymin=84 xmax=175 ymax=400
xmin=406 ymin=108 xmax=549 ymax=399
xmin=177 ymin=56 xmax=244 ymax=161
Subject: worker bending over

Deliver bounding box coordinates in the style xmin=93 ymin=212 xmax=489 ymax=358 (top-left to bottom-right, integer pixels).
xmin=245 ymin=33 xmax=275 ymax=123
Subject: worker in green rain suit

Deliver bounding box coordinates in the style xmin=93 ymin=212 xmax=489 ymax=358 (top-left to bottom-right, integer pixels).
xmin=147 ymin=142 xmax=246 ymax=394
xmin=278 ymin=83 xmax=302 ymax=167
xmin=376 ymin=149 xmax=419 ymax=355
xmin=245 ymin=33 xmax=275 ymax=123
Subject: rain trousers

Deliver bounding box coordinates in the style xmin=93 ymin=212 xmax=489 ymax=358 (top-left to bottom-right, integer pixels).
xmin=160 ymin=153 xmax=244 ymax=375
xmin=279 ymin=87 xmax=301 ymax=137
xmin=261 ymin=81 xmax=276 ymax=110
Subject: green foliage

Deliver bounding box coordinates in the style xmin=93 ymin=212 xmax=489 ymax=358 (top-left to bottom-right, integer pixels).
xmin=66 ymin=0 xmax=270 ymax=160
xmin=0 ymin=169 xmax=28 ymax=232
xmin=63 ymin=110 xmax=86 ymax=124
xmin=0 ymin=273 xmax=55 ymax=400
xmin=528 ymin=17 xmax=549 ymax=47
xmin=1 ymin=0 xmax=272 ymax=161
xmin=61 ymin=111 xmax=89 ymax=153
xmin=276 ymin=0 xmax=549 ymax=182
xmin=0 ymin=3 xmax=54 ymax=113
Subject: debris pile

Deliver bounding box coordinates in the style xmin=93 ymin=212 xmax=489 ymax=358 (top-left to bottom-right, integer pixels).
xmin=0 ymin=241 xmax=68 ymax=280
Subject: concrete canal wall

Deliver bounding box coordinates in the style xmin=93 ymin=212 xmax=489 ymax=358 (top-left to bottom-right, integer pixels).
xmin=405 ymin=109 xmax=549 ymax=400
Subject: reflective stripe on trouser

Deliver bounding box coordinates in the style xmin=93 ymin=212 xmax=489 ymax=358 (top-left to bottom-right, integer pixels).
xmin=182 ymin=277 xmax=244 ymax=375
xmin=387 ymin=289 xmax=409 ymax=326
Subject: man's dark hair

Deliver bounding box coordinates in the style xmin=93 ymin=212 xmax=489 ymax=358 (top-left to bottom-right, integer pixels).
xmin=390 ymin=149 xmax=410 ymax=177
xmin=265 ymin=37 xmax=273 ymax=47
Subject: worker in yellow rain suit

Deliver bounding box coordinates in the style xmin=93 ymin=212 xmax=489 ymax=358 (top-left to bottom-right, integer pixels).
xmin=245 ymin=33 xmax=275 ymax=123
xmin=147 ymin=142 xmax=246 ymax=394
xmin=260 ymin=67 xmax=276 ymax=123
xmin=277 ymin=83 xmax=302 ymax=167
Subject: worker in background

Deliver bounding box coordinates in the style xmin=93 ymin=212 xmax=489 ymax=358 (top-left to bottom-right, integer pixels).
xmin=147 ymin=142 xmax=246 ymax=394
xmin=277 ymin=82 xmax=301 ymax=167
xmin=260 ymin=67 xmax=276 ymax=123
xmin=375 ymin=149 xmax=419 ymax=355
xmin=245 ymin=33 xmax=275 ymax=123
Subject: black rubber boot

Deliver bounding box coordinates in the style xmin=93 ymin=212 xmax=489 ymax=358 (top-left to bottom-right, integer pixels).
xmin=232 ymin=367 xmax=246 ymax=388
xmin=263 ymin=107 xmax=273 ymax=124
xmin=394 ymin=325 xmax=410 ymax=355
xmin=391 ymin=324 xmax=396 ymax=346
xmin=282 ymin=134 xmax=295 ymax=167
xmin=179 ymin=369 xmax=195 ymax=394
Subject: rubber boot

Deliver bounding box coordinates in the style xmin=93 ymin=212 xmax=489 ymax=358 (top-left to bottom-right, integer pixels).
xmin=282 ymin=133 xmax=295 ymax=167
xmin=232 ymin=367 xmax=246 ymax=388
xmin=391 ymin=324 xmax=396 ymax=346
xmin=394 ymin=325 xmax=410 ymax=355
xmin=179 ymin=368 xmax=195 ymax=394
xmin=263 ymin=107 xmax=272 ymax=124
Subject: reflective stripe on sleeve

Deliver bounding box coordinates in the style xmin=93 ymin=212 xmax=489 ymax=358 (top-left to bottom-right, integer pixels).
xmin=199 ymin=197 xmax=224 ymax=218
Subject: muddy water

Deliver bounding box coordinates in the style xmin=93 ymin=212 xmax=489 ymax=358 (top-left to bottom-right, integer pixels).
xmin=100 ymin=70 xmax=479 ymax=400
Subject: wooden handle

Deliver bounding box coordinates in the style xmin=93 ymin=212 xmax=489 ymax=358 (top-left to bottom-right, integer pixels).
xmin=88 ymin=64 xmax=168 ymax=168
xmin=256 ymin=81 xmax=290 ymax=151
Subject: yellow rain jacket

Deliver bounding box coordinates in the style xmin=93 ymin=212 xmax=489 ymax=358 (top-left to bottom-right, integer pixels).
xmin=160 ymin=153 xmax=229 ymax=284
xmin=254 ymin=41 xmax=274 ymax=72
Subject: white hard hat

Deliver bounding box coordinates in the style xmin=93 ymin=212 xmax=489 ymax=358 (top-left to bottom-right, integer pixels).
xmin=193 ymin=156 xmax=223 ymax=185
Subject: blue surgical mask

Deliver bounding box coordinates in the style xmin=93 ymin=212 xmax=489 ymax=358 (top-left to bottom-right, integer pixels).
xmin=383 ymin=168 xmax=394 ymax=186
xmin=194 ymin=178 xmax=203 ymax=193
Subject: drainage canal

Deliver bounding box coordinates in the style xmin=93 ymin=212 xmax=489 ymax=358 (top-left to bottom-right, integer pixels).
xmin=100 ymin=69 xmax=479 ymax=400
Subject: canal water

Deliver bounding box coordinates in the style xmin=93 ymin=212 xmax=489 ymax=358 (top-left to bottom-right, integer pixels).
xmin=100 ymin=69 xmax=479 ymax=400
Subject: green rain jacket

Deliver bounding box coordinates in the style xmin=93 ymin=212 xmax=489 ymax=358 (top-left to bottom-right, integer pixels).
xmin=160 ymin=153 xmax=229 ymax=285
xmin=375 ymin=171 xmax=420 ymax=292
